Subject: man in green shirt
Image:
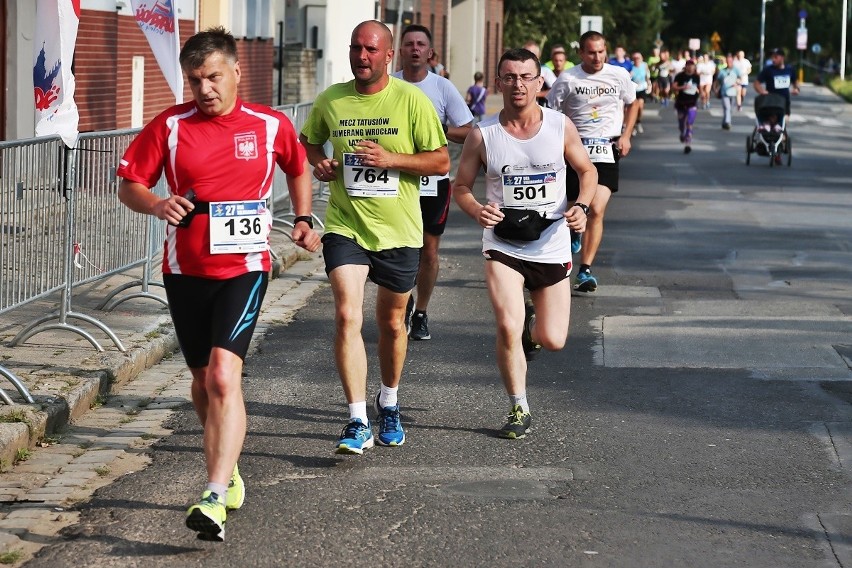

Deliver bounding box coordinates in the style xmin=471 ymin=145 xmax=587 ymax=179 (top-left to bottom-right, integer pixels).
xmin=300 ymin=20 xmax=449 ymax=455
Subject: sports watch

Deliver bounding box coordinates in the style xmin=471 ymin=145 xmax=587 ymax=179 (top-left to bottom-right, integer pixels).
xmin=574 ymin=203 xmax=590 ymax=215
xmin=293 ymin=215 xmax=314 ymax=229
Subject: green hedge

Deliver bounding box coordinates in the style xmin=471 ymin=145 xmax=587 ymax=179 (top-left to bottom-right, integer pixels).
xmin=829 ymin=77 xmax=852 ymax=103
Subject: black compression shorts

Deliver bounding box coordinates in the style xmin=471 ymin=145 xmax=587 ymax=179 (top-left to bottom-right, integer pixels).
xmin=164 ymin=271 xmax=269 ymax=368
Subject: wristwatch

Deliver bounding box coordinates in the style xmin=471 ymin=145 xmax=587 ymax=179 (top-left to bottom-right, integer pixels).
xmin=292 ymin=215 xmax=314 ymax=229
xmin=574 ymin=203 xmax=590 ymax=215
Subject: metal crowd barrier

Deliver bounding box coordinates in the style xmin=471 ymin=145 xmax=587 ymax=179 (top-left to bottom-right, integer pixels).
xmin=71 ymin=130 xmax=169 ymax=312
xmin=0 ymin=101 xmax=329 ymax=404
xmin=3 ymin=136 xmax=126 ymax=353
xmin=270 ymin=102 xmax=326 ymax=236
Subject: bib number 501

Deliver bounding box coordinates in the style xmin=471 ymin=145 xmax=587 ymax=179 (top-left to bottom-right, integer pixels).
xmin=513 ymin=185 xmax=546 ymax=200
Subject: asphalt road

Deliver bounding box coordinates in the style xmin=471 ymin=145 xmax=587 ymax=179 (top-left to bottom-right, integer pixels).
xmin=25 ymin=86 xmax=852 ymax=567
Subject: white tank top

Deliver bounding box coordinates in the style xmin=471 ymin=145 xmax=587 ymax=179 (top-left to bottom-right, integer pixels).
xmin=479 ymin=107 xmax=571 ymax=264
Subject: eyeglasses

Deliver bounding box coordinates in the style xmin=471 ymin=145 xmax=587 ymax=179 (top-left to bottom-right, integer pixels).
xmin=498 ymin=74 xmax=540 ymax=85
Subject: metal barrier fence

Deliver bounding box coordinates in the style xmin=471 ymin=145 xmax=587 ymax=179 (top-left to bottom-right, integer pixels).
xmin=0 ymin=101 xmax=324 ymax=405
xmin=270 ymin=102 xmax=326 ymax=232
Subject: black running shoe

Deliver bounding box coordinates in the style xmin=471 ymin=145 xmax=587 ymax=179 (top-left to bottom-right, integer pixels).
xmin=522 ymin=301 xmax=541 ymax=361
xmin=409 ymin=311 xmax=431 ymax=340
xmin=404 ymin=295 xmax=414 ymax=335
xmin=499 ymin=404 xmax=532 ymax=439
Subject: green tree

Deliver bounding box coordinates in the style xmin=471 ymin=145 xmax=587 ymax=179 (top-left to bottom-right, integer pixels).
xmin=599 ymin=0 xmax=665 ymax=53
xmin=503 ymin=0 xmax=583 ymax=57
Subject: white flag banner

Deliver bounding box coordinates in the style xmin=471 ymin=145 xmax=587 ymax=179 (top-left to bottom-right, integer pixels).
xmin=33 ymin=0 xmax=80 ymax=148
xmin=130 ymin=0 xmax=183 ymax=103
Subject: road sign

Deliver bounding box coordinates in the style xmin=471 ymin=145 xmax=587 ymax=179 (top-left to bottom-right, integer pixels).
xmin=710 ymin=32 xmax=721 ymax=52
xmin=811 ymin=43 xmax=821 ymax=54
xmin=580 ymin=16 xmax=603 ymax=35
xmin=797 ymin=26 xmax=807 ymax=50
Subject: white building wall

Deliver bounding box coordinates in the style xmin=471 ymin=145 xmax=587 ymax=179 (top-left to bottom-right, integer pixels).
xmin=449 ymin=0 xmax=483 ymax=94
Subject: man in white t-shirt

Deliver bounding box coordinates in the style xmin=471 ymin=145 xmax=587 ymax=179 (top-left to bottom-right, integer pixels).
xmin=733 ymin=51 xmax=753 ymax=110
xmin=546 ymin=30 xmax=638 ymax=293
xmin=394 ymin=24 xmax=473 ymax=341
xmin=523 ymin=41 xmax=557 ymax=105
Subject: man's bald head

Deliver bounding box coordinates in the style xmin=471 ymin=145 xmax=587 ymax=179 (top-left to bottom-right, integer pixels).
xmin=352 ymin=20 xmax=393 ymax=51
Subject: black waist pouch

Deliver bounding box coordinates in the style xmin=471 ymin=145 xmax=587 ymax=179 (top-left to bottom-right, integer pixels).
xmin=493 ymin=208 xmax=559 ymax=241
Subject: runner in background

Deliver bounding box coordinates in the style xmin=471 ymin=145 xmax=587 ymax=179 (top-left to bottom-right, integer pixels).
xmin=393 ymin=24 xmax=474 ymax=341
xmin=547 ymin=30 xmax=638 ymax=293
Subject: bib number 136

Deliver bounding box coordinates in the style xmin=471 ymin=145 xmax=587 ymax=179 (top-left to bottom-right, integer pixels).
xmin=209 ymin=200 xmax=269 ymax=254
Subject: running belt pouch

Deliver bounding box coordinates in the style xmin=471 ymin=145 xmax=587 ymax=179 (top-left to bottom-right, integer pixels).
xmin=493 ymin=208 xmax=558 ymax=241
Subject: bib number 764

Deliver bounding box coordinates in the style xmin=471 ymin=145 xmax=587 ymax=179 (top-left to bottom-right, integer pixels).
xmin=351 ymin=167 xmax=390 ymax=184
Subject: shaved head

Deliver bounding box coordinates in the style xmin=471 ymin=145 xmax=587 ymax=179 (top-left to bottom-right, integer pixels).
xmin=352 ymin=20 xmax=393 ymax=51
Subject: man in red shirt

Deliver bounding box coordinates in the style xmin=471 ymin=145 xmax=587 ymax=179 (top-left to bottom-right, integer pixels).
xmin=117 ymin=27 xmax=320 ymax=541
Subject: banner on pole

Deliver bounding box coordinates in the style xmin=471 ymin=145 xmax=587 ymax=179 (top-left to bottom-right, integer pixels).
xmin=130 ymin=0 xmax=184 ymax=103
xmin=33 ymin=0 xmax=80 ymax=148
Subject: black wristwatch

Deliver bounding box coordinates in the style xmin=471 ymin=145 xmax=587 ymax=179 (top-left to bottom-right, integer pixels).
xmin=574 ymin=203 xmax=590 ymax=215
xmin=293 ymin=215 xmax=314 ymax=229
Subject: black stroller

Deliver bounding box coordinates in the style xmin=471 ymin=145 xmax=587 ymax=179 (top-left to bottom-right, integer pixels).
xmin=746 ymin=93 xmax=791 ymax=167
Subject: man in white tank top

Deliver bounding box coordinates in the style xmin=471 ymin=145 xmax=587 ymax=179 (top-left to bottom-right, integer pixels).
xmin=453 ymin=48 xmax=598 ymax=439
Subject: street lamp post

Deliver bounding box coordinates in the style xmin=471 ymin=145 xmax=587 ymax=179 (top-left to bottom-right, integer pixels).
xmin=759 ymin=0 xmax=772 ymax=66
xmin=842 ymin=0 xmax=848 ymax=79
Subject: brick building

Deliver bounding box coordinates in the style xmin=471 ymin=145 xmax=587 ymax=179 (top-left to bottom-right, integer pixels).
xmin=4 ymin=0 xmax=503 ymax=141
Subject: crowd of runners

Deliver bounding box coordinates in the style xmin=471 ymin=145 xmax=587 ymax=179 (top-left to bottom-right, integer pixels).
xmin=117 ymin=21 xmax=801 ymax=541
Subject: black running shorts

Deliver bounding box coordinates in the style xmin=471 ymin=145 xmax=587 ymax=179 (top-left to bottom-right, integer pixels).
xmin=163 ymin=271 xmax=269 ymax=368
xmin=420 ymin=178 xmax=452 ymax=236
xmin=484 ymin=249 xmax=571 ymax=291
xmin=566 ymin=144 xmax=621 ymax=198
xmin=322 ymin=232 xmax=419 ymax=293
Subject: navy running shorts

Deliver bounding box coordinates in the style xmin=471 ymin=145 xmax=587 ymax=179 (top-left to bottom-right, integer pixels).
xmin=322 ymin=232 xmax=419 ymax=293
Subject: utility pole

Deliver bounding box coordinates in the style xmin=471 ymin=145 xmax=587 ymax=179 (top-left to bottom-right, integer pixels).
xmin=759 ymin=0 xmax=772 ymax=66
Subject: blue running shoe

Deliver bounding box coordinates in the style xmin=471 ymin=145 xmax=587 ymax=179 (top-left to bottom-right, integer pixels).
xmin=373 ymin=393 xmax=406 ymax=446
xmin=335 ymin=419 xmax=374 ymax=455
xmin=574 ymin=270 xmax=598 ymax=292
xmin=570 ymin=230 xmax=582 ymax=254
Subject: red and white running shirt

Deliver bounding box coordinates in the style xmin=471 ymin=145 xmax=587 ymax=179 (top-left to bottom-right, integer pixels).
xmin=118 ymin=99 xmax=306 ymax=279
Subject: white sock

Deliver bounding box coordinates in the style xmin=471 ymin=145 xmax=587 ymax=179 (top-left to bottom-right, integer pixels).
xmin=509 ymin=393 xmax=529 ymax=413
xmin=206 ymin=483 xmax=228 ymax=500
xmin=379 ymin=384 xmax=398 ymax=408
xmin=348 ymin=401 xmax=368 ymax=425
